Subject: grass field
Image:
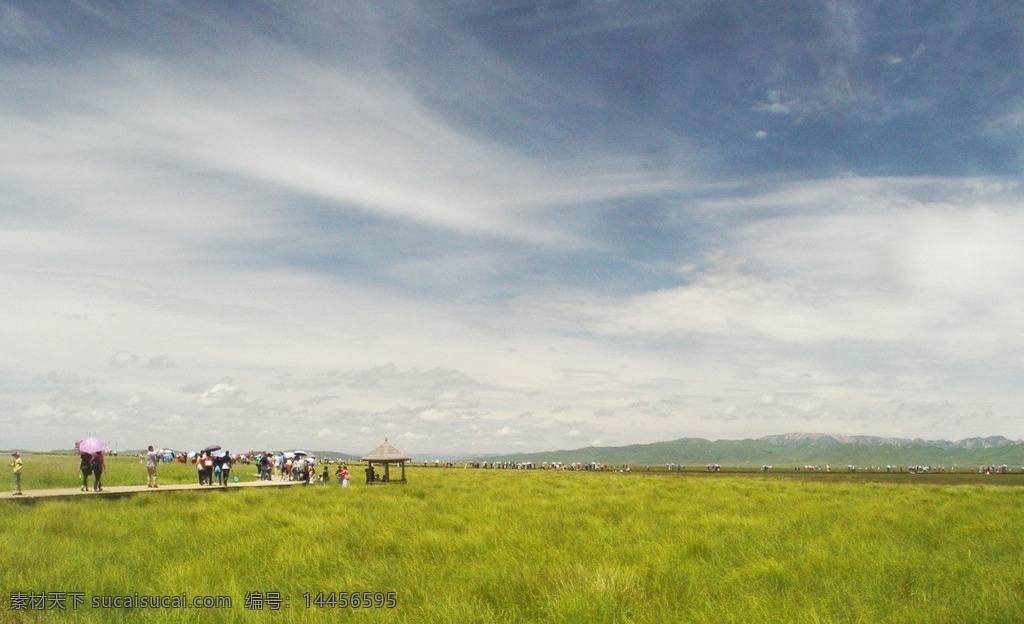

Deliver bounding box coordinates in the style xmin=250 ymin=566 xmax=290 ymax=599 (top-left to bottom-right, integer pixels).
xmin=2 ymin=456 xmax=1023 ymax=622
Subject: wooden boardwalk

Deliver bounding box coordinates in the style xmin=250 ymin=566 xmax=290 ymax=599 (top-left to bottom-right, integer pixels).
xmin=0 ymin=478 xmax=304 ymax=501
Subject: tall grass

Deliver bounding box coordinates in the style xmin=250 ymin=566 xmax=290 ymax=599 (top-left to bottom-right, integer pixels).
xmin=2 ymin=467 xmax=1023 ymax=622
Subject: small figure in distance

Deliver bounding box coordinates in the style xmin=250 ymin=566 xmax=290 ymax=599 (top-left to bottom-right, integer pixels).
xmin=196 ymin=452 xmax=205 ymax=485
xmin=90 ymin=451 xmax=104 ymax=492
xmin=80 ymin=451 xmax=92 ymax=492
xmin=146 ymin=445 xmax=161 ymax=488
xmin=220 ymin=452 xmax=231 ymax=486
xmin=10 ymin=451 xmax=23 ymax=495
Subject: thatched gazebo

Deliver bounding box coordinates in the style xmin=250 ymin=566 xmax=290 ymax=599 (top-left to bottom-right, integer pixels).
xmin=361 ymin=438 xmax=411 ymax=484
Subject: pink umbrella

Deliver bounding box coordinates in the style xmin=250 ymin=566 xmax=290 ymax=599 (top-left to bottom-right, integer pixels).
xmin=78 ymin=438 xmax=104 ymax=454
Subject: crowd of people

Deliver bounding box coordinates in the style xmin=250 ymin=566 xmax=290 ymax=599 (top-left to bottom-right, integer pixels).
xmin=4 ymin=447 xmax=358 ymax=495
xmin=183 ymin=450 xmax=353 ymax=486
xmin=149 ymin=450 xmax=354 ymax=486
xmin=193 ymin=450 xmax=234 ymax=486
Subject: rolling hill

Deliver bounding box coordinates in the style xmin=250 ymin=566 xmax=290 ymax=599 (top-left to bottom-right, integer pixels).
xmin=469 ymin=433 xmax=1024 ymax=468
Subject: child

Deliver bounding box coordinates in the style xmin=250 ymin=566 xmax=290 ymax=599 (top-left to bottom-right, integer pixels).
xmin=10 ymin=451 xmax=23 ymax=495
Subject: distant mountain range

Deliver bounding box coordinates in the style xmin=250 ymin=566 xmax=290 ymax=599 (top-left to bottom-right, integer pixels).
xmin=468 ymin=433 xmax=1024 ymax=467
xmin=757 ymin=432 xmax=1021 ymax=451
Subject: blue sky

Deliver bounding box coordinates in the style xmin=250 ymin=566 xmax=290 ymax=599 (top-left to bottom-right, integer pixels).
xmin=3 ymin=1 xmax=1024 ymax=456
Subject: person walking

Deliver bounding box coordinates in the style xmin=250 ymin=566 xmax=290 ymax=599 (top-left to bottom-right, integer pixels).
xmin=79 ymin=451 xmax=92 ymax=492
xmin=259 ymin=454 xmax=271 ymax=481
xmin=341 ymin=466 xmax=350 ymax=488
xmin=90 ymin=451 xmax=104 ymax=492
xmin=10 ymin=451 xmax=23 ymax=495
xmin=220 ymin=452 xmax=231 ymax=486
xmin=145 ymin=445 xmax=160 ymax=488
xmin=195 ymin=452 xmax=205 ymax=485
xmin=203 ymin=452 xmax=214 ymax=486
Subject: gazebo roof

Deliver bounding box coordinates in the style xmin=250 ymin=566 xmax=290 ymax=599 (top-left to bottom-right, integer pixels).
xmin=362 ymin=439 xmax=411 ymax=462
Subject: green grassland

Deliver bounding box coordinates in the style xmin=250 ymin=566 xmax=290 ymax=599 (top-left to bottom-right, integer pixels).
xmin=2 ymin=457 xmax=1023 ymax=623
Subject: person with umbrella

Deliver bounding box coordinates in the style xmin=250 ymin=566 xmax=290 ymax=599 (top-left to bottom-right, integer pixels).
xmin=79 ymin=450 xmax=92 ymax=492
xmin=203 ymin=452 xmax=214 ymax=485
xmin=202 ymin=446 xmax=220 ymax=486
xmin=77 ymin=438 xmax=105 ymax=492
xmin=90 ymin=450 xmax=105 ymax=492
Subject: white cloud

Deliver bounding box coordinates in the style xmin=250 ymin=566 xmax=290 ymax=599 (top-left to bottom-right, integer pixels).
xmin=197 ymin=383 xmax=243 ymax=407
xmin=1 ymin=45 xmax=687 ymax=258
xmin=586 ymin=178 xmax=1024 ymax=360
xmin=418 ymin=409 xmax=448 ymax=423
xmin=110 ymin=351 xmax=140 ymax=368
